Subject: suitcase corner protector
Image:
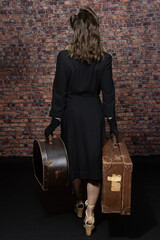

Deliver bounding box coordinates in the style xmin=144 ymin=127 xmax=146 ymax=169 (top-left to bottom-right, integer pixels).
xmin=101 ymin=203 xmax=112 ymax=213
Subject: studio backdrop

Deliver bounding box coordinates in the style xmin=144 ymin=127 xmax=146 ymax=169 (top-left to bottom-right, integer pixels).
xmin=0 ymin=0 xmax=159 ymax=156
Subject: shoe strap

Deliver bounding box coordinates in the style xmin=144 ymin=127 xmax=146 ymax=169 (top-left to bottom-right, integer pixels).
xmin=76 ymin=200 xmax=84 ymax=207
xmin=85 ymin=210 xmax=95 ymax=224
xmin=85 ymin=200 xmax=95 ymax=209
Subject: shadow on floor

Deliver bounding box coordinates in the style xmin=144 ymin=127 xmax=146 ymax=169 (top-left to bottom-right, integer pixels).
xmin=0 ymin=155 xmax=160 ymax=240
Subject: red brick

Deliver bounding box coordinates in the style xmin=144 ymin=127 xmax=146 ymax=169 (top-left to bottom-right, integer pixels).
xmin=0 ymin=0 xmax=159 ymax=156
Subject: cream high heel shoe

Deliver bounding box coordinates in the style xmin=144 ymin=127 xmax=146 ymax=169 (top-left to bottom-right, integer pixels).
xmin=73 ymin=200 xmax=84 ymax=218
xmin=83 ymin=200 xmax=95 ymax=236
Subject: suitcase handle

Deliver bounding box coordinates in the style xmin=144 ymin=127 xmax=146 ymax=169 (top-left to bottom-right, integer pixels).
xmin=48 ymin=134 xmax=57 ymax=144
xmin=49 ymin=134 xmax=52 ymax=144
xmin=111 ymin=133 xmax=119 ymax=150
xmin=39 ymin=134 xmax=55 ymax=144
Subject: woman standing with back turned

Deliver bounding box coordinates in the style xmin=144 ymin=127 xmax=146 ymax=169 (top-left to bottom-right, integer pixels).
xmin=44 ymin=5 xmax=119 ymax=236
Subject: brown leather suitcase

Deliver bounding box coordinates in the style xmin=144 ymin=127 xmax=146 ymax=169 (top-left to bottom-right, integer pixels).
xmin=32 ymin=135 xmax=70 ymax=191
xmin=101 ymin=131 xmax=133 ymax=215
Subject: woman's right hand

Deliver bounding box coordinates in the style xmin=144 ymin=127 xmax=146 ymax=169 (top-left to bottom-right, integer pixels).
xmin=44 ymin=117 xmax=61 ymax=141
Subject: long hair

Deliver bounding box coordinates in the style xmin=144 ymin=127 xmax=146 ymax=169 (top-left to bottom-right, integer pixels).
xmin=66 ymin=5 xmax=106 ymax=64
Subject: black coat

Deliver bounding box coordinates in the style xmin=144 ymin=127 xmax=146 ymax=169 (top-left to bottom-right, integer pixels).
xmin=49 ymin=50 xmax=115 ymax=181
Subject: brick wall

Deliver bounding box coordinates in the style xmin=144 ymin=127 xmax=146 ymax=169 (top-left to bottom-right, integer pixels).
xmin=0 ymin=0 xmax=159 ymax=156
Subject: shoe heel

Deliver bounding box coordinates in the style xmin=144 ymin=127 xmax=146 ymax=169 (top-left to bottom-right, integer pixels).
xmin=74 ymin=200 xmax=84 ymax=218
xmin=77 ymin=208 xmax=83 ymax=218
xmin=83 ymin=200 xmax=96 ymax=236
xmin=84 ymin=224 xmax=95 ymax=236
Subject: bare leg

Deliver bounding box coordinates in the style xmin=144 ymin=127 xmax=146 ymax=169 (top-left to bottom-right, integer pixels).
xmin=72 ymin=178 xmax=83 ymax=200
xmin=86 ymin=180 xmax=101 ymax=223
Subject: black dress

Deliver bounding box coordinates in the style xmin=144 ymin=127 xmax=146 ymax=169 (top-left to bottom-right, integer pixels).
xmin=49 ymin=50 xmax=115 ymax=182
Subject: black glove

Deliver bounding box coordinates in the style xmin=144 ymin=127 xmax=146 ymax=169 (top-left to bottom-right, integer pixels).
xmin=107 ymin=115 xmax=119 ymax=143
xmin=44 ymin=117 xmax=61 ymax=141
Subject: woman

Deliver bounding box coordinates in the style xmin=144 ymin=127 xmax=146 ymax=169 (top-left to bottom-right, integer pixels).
xmin=44 ymin=5 xmax=119 ymax=236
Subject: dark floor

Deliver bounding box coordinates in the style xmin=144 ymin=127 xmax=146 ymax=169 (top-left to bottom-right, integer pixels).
xmin=0 ymin=155 xmax=160 ymax=240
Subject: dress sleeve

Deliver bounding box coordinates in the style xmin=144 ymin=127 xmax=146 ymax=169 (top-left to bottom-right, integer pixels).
xmin=49 ymin=52 xmax=68 ymax=118
xmin=101 ymin=54 xmax=116 ymax=118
